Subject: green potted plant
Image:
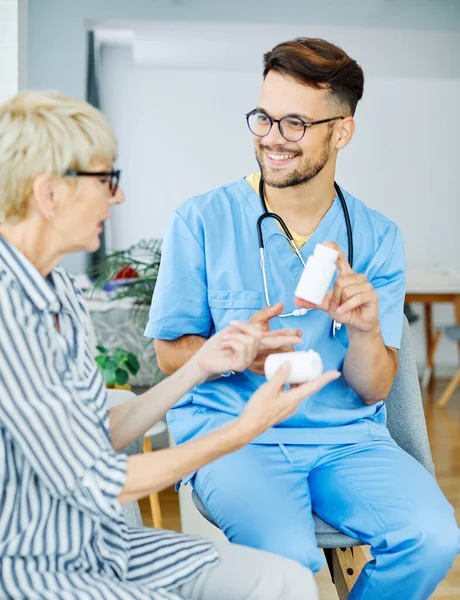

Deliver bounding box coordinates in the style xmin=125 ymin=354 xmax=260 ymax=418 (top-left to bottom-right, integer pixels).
xmin=90 ymin=239 xmax=165 ymax=386
xmin=90 ymin=239 xmax=161 ymax=319
xmin=95 ymin=345 xmax=141 ymax=390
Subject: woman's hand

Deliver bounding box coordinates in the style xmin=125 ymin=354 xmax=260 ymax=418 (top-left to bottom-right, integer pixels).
xmin=120 ymin=364 xmax=339 ymax=503
xmin=194 ymin=320 xmax=302 ymax=379
xmin=237 ymin=363 xmax=341 ymax=438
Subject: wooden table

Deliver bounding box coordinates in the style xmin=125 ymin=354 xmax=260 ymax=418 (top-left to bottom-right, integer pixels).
xmin=405 ymin=271 xmax=460 ymax=390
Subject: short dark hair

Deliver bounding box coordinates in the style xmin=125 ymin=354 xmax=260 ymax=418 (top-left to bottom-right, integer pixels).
xmin=263 ymin=38 xmax=364 ymax=116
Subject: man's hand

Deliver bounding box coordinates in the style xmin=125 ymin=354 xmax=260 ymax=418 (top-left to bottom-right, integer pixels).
xmin=295 ymin=243 xmax=379 ymax=334
xmin=248 ymin=303 xmax=303 ymax=375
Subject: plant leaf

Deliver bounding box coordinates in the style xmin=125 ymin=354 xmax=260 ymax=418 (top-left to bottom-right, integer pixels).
xmin=96 ymin=345 xmax=109 ymax=354
xmin=104 ymin=369 xmax=117 ymax=386
xmin=115 ymin=368 xmax=129 ymax=386
xmin=95 ymin=355 xmax=106 ymax=368
xmin=114 ymin=348 xmax=127 ymax=362
xmin=126 ymin=353 xmax=140 ymax=375
xmin=106 ymin=357 xmax=119 ymax=371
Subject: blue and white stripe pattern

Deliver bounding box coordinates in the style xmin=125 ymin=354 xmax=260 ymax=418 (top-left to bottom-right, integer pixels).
xmin=0 ymin=237 xmax=219 ymax=599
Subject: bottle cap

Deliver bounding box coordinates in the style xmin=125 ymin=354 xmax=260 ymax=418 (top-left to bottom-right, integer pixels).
xmin=313 ymin=243 xmax=339 ymax=263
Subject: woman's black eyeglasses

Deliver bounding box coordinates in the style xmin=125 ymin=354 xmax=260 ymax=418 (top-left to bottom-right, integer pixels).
xmin=64 ymin=169 xmax=121 ymax=196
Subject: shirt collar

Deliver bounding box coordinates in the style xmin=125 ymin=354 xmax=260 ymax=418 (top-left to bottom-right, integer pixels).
xmin=0 ymin=237 xmax=61 ymax=313
xmin=236 ymin=175 xmax=342 ymax=247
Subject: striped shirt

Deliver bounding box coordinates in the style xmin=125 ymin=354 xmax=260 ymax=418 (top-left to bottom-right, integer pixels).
xmin=0 ymin=237 xmax=218 ymax=599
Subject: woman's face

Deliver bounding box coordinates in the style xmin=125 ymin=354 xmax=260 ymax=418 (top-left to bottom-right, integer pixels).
xmin=54 ymin=159 xmax=125 ymax=254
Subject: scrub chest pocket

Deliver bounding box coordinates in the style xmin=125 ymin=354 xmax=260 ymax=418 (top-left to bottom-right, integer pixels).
xmin=208 ymin=290 xmax=264 ymax=328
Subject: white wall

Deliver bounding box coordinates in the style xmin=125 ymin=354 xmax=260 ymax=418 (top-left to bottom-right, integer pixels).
xmin=27 ymin=0 xmax=460 ymax=274
xmin=100 ymin=43 xmax=260 ymax=245
xmin=27 ymin=0 xmax=460 ymax=103
xmin=99 ymin=22 xmax=460 ymax=372
xmin=0 ymin=0 xmax=19 ymax=103
xmin=0 ymin=0 xmax=27 ymax=101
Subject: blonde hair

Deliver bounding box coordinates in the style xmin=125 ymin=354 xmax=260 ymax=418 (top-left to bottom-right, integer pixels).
xmin=0 ymin=91 xmax=117 ymax=223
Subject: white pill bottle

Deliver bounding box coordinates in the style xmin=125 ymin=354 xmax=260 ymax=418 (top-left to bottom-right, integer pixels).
xmin=295 ymin=243 xmax=339 ymax=305
xmin=265 ymin=350 xmax=323 ymax=384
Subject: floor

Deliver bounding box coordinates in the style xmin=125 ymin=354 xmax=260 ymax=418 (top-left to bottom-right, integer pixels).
xmin=139 ymin=379 xmax=460 ymax=599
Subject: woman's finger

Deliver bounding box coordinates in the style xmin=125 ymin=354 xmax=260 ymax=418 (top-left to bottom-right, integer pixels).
xmin=263 ymin=362 xmax=291 ymax=393
xmin=228 ymin=321 xmax=263 ymax=340
xmin=221 ymin=339 xmax=248 ymax=362
xmin=221 ymin=332 xmax=258 ymax=350
xmin=260 ymin=335 xmax=302 ymax=350
xmin=262 ymin=328 xmax=302 ymax=338
xmin=283 ymin=371 xmax=341 ymax=405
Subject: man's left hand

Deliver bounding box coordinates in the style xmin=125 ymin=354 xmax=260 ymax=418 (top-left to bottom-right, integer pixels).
xmin=294 ymin=242 xmax=379 ymax=334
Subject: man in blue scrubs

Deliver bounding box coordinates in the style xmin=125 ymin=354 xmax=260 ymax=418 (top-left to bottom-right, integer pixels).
xmin=146 ymin=38 xmax=459 ymax=598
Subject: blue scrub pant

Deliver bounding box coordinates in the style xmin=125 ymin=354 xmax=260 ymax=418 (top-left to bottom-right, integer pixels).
xmin=192 ymin=438 xmax=459 ymax=600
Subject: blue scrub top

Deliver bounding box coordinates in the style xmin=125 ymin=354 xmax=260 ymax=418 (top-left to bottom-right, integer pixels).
xmin=145 ymin=177 xmax=406 ymax=447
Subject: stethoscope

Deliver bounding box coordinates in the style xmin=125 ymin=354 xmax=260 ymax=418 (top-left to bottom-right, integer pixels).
xmin=256 ymin=176 xmax=354 ymax=336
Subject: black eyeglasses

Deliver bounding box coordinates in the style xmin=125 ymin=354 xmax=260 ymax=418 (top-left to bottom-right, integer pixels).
xmin=64 ymin=169 xmax=121 ymax=196
xmin=245 ymin=110 xmax=344 ymax=142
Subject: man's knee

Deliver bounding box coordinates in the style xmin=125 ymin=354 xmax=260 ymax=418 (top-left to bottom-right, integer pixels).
xmin=396 ymin=510 xmax=459 ymax=575
xmin=413 ymin=517 xmax=459 ymax=570
xmin=193 ymin=466 xmax=324 ymax=572
xmin=193 ymin=485 xmax=324 ymax=573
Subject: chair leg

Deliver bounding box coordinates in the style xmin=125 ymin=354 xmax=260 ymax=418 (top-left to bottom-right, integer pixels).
xmin=330 ymin=547 xmax=368 ymax=600
xmin=323 ymin=548 xmax=335 ymax=583
xmin=422 ymin=329 xmax=442 ymax=390
xmin=142 ymin=436 xmax=163 ymax=529
xmin=437 ymin=368 xmax=460 ymax=409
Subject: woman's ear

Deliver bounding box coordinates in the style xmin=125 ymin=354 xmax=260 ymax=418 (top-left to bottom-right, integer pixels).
xmin=31 ymin=174 xmax=59 ymax=220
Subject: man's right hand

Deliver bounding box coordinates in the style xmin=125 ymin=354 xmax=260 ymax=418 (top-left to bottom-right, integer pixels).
xmin=248 ymin=303 xmax=303 ymax=375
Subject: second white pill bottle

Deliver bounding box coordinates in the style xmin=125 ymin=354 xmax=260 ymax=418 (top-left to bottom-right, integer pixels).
xmin=265 ymin=350 xmax=323 ymax=384
xmin=295 ymin=243 xmax=339 ymax=305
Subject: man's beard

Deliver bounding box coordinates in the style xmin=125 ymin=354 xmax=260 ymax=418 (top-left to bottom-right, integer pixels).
xmin=256 ymin=137 xmax=331 ymax=189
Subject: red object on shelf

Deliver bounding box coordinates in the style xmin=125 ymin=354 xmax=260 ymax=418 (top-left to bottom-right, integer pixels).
xmin=114 ymin=266 xmax=139 ymax=279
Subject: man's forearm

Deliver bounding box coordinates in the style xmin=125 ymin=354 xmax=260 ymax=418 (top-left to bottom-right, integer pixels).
xmin=343 ymin=324 xmax=398 ymax=405
xmin=155 ymin=335 xmax=206 ymax=375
